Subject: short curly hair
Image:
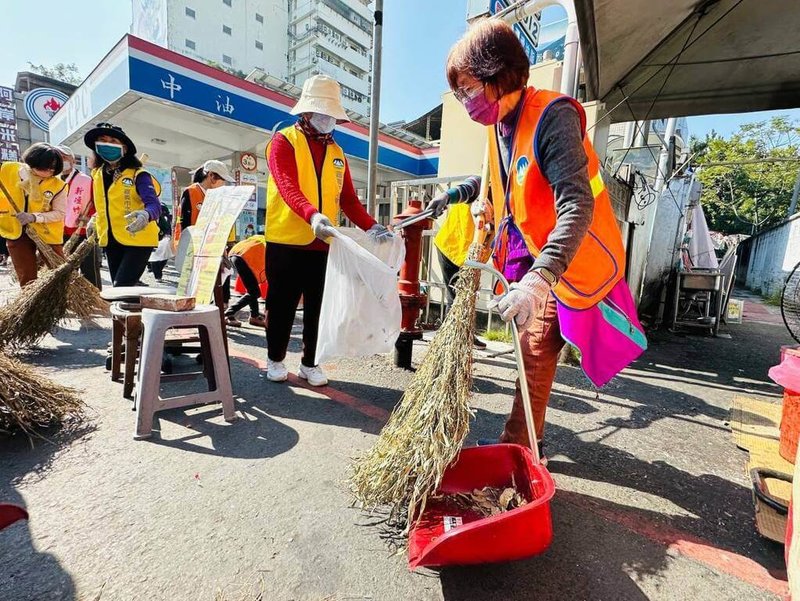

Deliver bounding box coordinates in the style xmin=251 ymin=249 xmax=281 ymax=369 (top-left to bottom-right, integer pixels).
xmin=446 ymin=19 xmax=530 ymax=97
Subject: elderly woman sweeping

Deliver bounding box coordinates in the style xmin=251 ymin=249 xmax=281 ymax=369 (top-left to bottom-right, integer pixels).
xmin=444 ymin=19 xmax=643 ymax=460
xmin=0 ymin=143 xmax=67 ymax=286
xmin=84 ymin=123 xmax=161 ymax=287
xmin=265 ymin=74 xmax=392 ymax=387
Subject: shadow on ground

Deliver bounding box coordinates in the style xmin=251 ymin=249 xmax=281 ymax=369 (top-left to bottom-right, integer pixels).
xmin=0 ymin=424 xmax=95 ymax=601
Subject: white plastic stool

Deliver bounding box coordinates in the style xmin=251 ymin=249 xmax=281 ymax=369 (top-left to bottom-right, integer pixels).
xmin=134 ymin=304 xmax=235 ymax=439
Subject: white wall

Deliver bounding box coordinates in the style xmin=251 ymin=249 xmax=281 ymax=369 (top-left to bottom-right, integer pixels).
xmin=155 ymin=0 xmax=287 ymax=77
xmin=637 ymin=176 xmax=698 ymax=314
xmin=741 ymin=214 xmax=800 ymax=296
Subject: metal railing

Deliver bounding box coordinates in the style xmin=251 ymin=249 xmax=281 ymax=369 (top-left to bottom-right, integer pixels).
xmin=389 ymin=175 xmax=511 ymax=336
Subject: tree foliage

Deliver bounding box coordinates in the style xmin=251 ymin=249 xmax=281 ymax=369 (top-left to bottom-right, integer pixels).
xmin=26 ymin=62 xmax=82 ymax=85
xmin=693 ymin=117 xmax=800 ymax=235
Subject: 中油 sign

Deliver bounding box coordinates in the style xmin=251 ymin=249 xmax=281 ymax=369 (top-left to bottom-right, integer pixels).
xmin=24 ymin=88 xmax=69 ymax=132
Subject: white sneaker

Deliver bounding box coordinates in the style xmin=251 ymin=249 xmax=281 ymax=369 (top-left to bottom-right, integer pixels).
xmin=298 ymin=364 xmax=328 ymax=387
xmin=266 ymin=359 xmax=288 ymax=382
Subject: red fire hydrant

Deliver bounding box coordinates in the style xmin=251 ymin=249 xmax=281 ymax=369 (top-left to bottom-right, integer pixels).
xmin=393 ymin=198 xmax=432 ymax=369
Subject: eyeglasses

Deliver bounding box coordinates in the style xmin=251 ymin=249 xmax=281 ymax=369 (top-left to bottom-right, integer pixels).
xmin=454 ymin=84 xmax=485 ymax=104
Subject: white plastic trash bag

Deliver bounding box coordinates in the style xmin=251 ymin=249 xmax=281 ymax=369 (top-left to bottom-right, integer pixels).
xmin=316 ymin=227 xmax=405 ymax=363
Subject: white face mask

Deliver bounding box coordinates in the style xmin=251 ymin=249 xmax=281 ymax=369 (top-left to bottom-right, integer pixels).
xmin=62 ymin=161 xmax=73 ymax=174
xmin=310 ymin=113 xmax=336 ymax=134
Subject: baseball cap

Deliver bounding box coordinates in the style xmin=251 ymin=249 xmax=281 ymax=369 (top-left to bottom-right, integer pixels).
xmin=203 ymin=159 xmax=235 ymax=183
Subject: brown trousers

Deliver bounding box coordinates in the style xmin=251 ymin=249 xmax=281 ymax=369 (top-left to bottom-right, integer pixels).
xmin=500 ymin=293 xmax=564 ymax=447
xmin=7 ymin=233 xmax=63 ymax=287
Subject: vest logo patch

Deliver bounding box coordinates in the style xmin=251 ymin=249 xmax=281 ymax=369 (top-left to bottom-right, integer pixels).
xmin=122 ymin=177 xmax=134 ymax=187
xmin=43 ymin=191 xmax=54 ymax=200
xmin=332 ymin=158 xmax=345 ymax=169
xmin=515 ymin=156 xmax=530 ymax=185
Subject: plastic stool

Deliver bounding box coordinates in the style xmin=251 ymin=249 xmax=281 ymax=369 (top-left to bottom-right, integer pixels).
xmin=134 ymin=305 xmax=235 ymax=439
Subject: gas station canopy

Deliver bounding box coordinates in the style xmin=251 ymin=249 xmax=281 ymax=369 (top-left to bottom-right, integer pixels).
xmin=49 ymin=35 xmax=439 ymax=181
xmin=575 ymin=0 xmax=800 ymax=122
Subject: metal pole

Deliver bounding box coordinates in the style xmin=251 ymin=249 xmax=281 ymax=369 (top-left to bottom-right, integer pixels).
xmin=366 ymin=0 xmax=384 ymax=219
xmin=654 ymin=117 xmax=677 ymax=193
xmin=788 ymin=168 xmax=800 ymax=217
xmin=560 ymin=16 xmax=580 ymax=97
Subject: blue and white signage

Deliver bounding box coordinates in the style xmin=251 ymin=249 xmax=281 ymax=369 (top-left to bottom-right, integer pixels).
xmin=490 ymin=0 xmax=542 ymax=64
xmin=24 ymin=88 xmax=69 ymax=132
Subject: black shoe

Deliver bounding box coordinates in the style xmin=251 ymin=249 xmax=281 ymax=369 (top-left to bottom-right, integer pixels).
xmin=473 ymin=336 xmax=487 ymax=349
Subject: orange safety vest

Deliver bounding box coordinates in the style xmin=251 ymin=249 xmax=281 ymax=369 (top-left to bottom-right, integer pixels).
xmin=174 ymin=182 xmax=235 ymax=243
xmin=230 ymin=235 xmax=266 ymax=283
xmin=487 ymin=87 xmax=625 ymax=310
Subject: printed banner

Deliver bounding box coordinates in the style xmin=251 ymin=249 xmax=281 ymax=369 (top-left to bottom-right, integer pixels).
xmin=177 ymin=185 xmax=254 ymax=303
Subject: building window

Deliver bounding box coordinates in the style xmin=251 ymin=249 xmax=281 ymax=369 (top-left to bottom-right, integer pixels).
xmin=223 ymin=0 xmax=231 ymax=5
xmin=256 ymin=13 xmax=264 ymax=23
xmin=185 ymin=39 xmax=196 ymax=50
xmin=255 ymin=40 xmax=263 ymax=50
xmin=222 ymin=54 xmax=232 ymax=66
xmin=185 ymin=6 xmax=196 ymax=18
xmin=223 ymin=25 xmax=232 ymax=35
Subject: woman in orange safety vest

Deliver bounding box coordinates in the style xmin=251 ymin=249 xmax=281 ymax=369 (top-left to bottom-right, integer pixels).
xmin=443 ymin=19 xmax=627 ymax=460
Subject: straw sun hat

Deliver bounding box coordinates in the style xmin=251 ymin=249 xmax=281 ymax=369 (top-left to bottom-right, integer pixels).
xmin=290 ymin=74 xmax=349 ymax=122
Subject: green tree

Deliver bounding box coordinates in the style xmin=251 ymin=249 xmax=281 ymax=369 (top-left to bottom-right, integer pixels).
xmin=26 ymin=62 xmax=82 ymax=85
xmin=694 ymin=117 xmax=800 ymax=234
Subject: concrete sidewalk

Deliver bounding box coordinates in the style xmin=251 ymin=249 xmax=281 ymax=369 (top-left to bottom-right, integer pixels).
xmin=0 ymin=268 xmax=794 ymax=601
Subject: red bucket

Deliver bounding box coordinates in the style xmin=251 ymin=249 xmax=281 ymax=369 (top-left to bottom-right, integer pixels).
xmin=408 ymin=444 xmax=555 ymax=569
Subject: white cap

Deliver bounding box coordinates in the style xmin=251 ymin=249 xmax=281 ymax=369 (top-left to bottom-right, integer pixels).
xmin=290 ymin=74 xmax=349 ymax=122
xmin=55 ymin=145 xmax=74 ymax=159
xmin=202 ymin=159 xmax=235 ymax=183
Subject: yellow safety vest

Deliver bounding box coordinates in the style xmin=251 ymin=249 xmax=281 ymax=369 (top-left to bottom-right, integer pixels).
xmin=0 ymin=162 xmax=66 ymax=244
xmin=92 ymin=167 xmax=161 ymax=247
xmin=265 ymin=125 xmax=346 ymax=246
xmin=433 ymin=203 xmax=475 ymax=267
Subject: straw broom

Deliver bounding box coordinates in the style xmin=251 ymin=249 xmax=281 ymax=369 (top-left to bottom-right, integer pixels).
xmin=0 ymin=179 xmax=108 ymax=319
xmin=63 ymin=199 xmax=94 ymax=257
xmin=0 ymin=348 xmax=83 ymax=435
xmin=350 ymin=164 xmax=494 ymax=523
xmin=0 ymin=238 xmax=96 ymax=348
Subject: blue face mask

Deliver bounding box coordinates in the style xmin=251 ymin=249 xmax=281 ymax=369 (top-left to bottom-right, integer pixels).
xmin=96 ymin=142 xmax=124 ymax=163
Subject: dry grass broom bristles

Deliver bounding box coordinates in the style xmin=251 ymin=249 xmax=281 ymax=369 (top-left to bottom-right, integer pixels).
xmin=26 ymin=228 xmax=109 ymax=319
xmin=0 ymin=349 xmax=83 ymax=434
xmin=0 ymin=239 xmax=96 ymax=348
xmin=349 ymin=242 xmax=489 ymax=522
xmin=62 ymin=229 xmax=82 ymax=256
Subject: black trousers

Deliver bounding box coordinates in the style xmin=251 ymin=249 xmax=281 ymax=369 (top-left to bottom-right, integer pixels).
xmin=266 ymin=243 xmax=327 ymax=367
xmin=105 ymin=234 xmax=152 ymax=287
xmin=65 ymin=233 xmax=102 ymax=290
xmin=227 ymin=255 xmax=262 ymax=317
xmin=438 ymin=249 xmax=459 ymax=309
xmin=149 ymin=259 xmax=167 ymax=280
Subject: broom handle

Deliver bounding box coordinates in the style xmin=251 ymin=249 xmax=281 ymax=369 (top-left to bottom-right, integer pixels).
xmin=472 ymin=145 xmax=492 ymax=247
xmin=464 ymin=260 xmax=541 ymax=464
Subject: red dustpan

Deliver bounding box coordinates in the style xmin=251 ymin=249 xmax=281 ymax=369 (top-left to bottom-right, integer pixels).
xmin=408 ymin=262 xmax=556 ymax=569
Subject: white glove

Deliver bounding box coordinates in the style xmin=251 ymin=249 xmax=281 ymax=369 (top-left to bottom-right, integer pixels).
xmin=310 ymin=212 xmax=336 ymax=241
xmin=470 ymin=198 xmax=489 ymax=218
xmin=488 ymin=271 xmax=552 ymax=330
xmin=16 ymin=212 xmax=35 ymax=225
xmin=125 ymin=210 xmax=150 ymax=233
xmin=367 ymin=223 xmax=393 ymax=243
xmin=86 ymin=216 xmax=97 ymax=239
xmin=428 ymin=193 xmax=449 ymax=218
